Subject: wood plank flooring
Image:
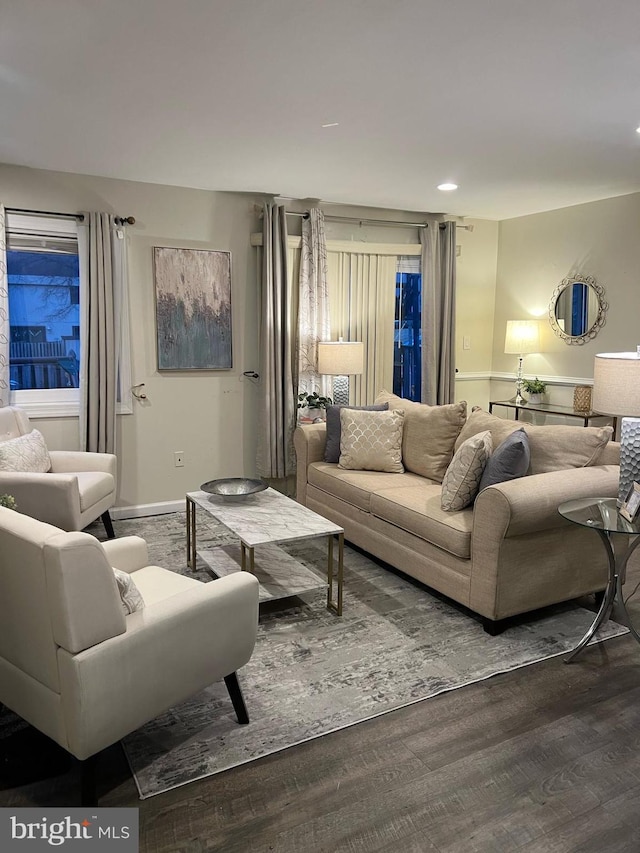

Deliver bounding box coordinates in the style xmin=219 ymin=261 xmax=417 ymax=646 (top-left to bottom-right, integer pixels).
xmin=2 ymin=576 xmax=640 ymax=851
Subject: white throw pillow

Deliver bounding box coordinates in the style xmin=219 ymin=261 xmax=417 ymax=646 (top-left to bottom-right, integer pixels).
xmin=113 ymin=568 xmax=145 ymax=615
xmin=339 ymin=408 xmax=405 ymax=473
xmin=0 ymin=429 xmax=52 ymax=473
xmin=441 ymin=430 xmax=492 ymax=511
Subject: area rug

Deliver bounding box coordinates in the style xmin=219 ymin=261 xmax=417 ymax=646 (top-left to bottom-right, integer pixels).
xmin=103 ymin=512 xmax=628 ymax=800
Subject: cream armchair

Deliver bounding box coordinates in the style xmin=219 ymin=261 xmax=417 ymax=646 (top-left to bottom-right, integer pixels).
xmin=0 ymin=406 xmax=117 ymax=537
xmin=0 ymin=507 xmax=260 ymax=803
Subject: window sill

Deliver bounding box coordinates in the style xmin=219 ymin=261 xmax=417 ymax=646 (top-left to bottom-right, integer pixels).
xmin=10 ymin=394 xmax=133 ymax=419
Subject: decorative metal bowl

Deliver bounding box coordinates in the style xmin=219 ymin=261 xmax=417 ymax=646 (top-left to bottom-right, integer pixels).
xmin=200 ymin=477 xmax=268 ymax=500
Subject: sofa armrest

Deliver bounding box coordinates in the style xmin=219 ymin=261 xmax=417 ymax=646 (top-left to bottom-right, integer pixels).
xmin=473 ymin=464 xmax=620 ymax=542
xmin=49 ymin=450 xmax=117 ymax=479
xmin=0 ymin=471 xmax=80 ymax=529
xmin=102 ymin=536 xmax=149 ymax=573
xmin=294 ymin=424 xmax=327 ymax=505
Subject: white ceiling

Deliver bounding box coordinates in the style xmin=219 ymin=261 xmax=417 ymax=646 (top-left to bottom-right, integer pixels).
xmin=2 ymin=0 xmax=640 ymax=220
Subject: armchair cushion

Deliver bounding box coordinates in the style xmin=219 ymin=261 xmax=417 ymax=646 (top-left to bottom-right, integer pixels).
xmin=0 ymin=429 xmax=51 ymax=473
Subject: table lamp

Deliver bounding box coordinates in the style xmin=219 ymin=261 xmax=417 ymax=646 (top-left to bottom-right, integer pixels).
xmin=504 ymin=320 xmax=542 ymax=404
xmin=317 ymin=339 xmax=364 ymax=406
xmin=592 ymin=349 xmax=640 ymax=505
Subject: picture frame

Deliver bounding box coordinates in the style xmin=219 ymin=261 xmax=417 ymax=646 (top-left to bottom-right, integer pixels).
xmin=153 ymin=247 xmax=232 ymax=370
xmin=619 ymin=481 xmax=640 ymax=523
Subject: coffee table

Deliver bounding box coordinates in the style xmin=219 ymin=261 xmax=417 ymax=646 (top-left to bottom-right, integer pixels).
xmin=186 ymin=487 xmax=344 ymax=615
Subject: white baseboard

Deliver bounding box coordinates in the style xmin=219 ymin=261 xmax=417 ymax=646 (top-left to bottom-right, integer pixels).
xmin=111 ymin=500 xmax=185 ymax=520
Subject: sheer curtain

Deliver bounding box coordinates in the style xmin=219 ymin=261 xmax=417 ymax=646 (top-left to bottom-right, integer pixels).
xmin=256 ymin=202 xmax=297 ymax=482
xmin=0 ymin=205 xmax=8 ymax=407
xmin=420 ymin=220 xmax=456 ymax=405
xmin=77 ymin=212 xmax=129 ymax=453
xmin=298 ymin=208 xmax=331 ymax=400
xmin=327 ymin=251 xmax=396 ymax=405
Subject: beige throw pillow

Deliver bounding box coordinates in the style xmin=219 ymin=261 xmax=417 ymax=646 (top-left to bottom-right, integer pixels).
xmin=441 ymin=430 xmax=492 ymax=511
xmin=374 ymin=391 xmax=467 ymax=482
xmin=455 ymin=408 xmax=613 ymax=475
xmin=339 ymin=408 xmax=405 ymax=473
xmin=113 ymin=568 xmax=145 ymax=615
xmin=0 ymin=429 xmax=52 ymax=473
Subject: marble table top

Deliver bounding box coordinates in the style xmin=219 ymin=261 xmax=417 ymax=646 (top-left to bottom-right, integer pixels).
xmin=187 ymin=487 xmax=343 ymax=548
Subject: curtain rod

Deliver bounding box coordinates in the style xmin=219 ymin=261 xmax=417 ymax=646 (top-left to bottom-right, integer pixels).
xmin=283 ymin=211 xmax=473 ymax=231
xmin=5 ymin=207 xmax=136 ymax=226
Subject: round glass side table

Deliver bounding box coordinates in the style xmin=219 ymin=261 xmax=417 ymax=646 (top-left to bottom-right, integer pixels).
xmin=559 ymin=497 xmax=640 ymax=663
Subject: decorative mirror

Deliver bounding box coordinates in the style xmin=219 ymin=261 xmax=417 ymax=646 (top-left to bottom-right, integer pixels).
xmin=548 ymin=274 xmax=607 ymax=345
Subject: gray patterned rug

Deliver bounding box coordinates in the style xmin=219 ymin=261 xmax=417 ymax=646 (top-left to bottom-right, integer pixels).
xmin=99 ymin=512 xmax=627 ymax=800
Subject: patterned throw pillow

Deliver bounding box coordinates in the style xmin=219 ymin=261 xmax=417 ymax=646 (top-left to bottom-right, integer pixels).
xmin=441 ymin=430 xmax=492 ymax=511
xmin=113 ymin=569 xmax=145 ymax=615
xmin=0 ymin=429 xmax=52 ymax=473
xmin=339 ymin=408 xmax=405 ymax=473
xmin=324 ymin=403 xmax=389 ymax=463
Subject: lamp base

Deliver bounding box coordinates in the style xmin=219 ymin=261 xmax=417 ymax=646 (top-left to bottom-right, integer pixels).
xmin=331 ymin=375 xmax=350 ymax=406
xmin=618 ymin=417 xmax=640 ymax=505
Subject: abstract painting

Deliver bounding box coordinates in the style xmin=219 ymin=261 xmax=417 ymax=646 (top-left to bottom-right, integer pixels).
xmin=153 ymin=247 xmax=232 ymax=370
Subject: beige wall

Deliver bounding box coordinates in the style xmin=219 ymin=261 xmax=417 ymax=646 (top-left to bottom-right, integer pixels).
xmin=0 ymin=164 xmax=267 ymax=510
xmin=492 ymin=192 xmax=640 ymax=406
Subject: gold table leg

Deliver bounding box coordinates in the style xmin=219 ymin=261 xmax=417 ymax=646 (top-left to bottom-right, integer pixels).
xmin=327 ymin=531 xmax=344 ymax=615
xmin=186 ymin=497 xmax=197 ymax=571
xmin=240 ymin=544 xmax=255 ymax=572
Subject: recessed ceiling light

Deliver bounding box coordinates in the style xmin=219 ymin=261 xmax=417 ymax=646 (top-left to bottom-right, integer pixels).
xmin=437 ymin=182 xmax=458 ymax=191
xmin=322 ymin=122 xmax=339 ymax=128
xmin=636 ymin=126 xmax=640 ymax=134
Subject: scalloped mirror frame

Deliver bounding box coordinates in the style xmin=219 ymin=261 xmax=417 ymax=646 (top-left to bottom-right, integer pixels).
xmin=549 ymin=274 xmax=608 ymax=345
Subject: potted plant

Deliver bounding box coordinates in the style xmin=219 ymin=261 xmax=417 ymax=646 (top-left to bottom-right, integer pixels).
xmin=522 ymin=378 xmax=547 ymax=405
xmin=0 ymin=495 xmax=17 ymax=510
xmin=297 ymin=391 xmax=333 ymax=421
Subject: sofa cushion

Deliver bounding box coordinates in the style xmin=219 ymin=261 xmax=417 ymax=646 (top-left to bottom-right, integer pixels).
xmin=479 ymin=428 xmax=530 ymax=491
xmin=75 ymin=472 xmax=116 ymax=511
xmin=371 ymin=484 xmax=473 ymax=559
xmin=455 ymin=408 xmax=613 ymax=475
xmin=324 ymin=403 xmax=389 ymax=463
xmin=308 ymin=462 xmax=428 ymax=512
xmin=339 ymin=408 xmax=405 ymax=473
xmin=441 ymin=430 xmax=492 ymax=511
xmin=376 ymin=391 xmax=467 ymax=482
xmin=0 ymin=429 xmax=51 ymax=473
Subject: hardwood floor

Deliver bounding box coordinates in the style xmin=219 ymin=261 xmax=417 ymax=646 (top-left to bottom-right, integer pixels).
xmin=3 ymin=571 xmax=640 ymax=852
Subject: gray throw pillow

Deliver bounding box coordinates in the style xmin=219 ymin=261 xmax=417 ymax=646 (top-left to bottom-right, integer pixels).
xmin=324 ymin=403 xmax=389 ymax=463
xmin=478 ymin=428 xmax=530 ymax=492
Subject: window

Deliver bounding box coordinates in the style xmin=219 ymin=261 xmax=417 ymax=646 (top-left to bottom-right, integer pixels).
xmin=393 ymin=256 xmax=421 ymax=401
xmin=5 ymin=213 xmax=132 ymax=417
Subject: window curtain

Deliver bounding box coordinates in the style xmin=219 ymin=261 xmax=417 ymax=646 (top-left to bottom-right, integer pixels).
xmin=77 ymin=212 xmax=127 ymax=453
xmin=0 ymin=205 xmax=8 ymax=407
xmin=420 ymin=220 xmax=456 ymax=405
xmin=327 ymin=251 xmax=396 ymax=405
xmin=256 ymin=202 xmax=297 ymax=481
xmin=298 ymin=208 xmax=331 ymax=400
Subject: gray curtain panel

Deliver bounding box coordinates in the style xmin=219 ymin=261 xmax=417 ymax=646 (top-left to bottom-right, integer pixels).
xmin=0 ymin=205 xmax=8 ymax=407
xmin=256 ymin=202 xmax=297 ymax=479
xmin=420 ymin=220 xmax=457 ymax=405
xmin=298 ymin=208 xmax=331 ymax=400
xmin=78 ymin=212 xmax=118 ymax=453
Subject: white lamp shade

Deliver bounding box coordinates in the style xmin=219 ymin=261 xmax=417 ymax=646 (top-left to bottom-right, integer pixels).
xmin=504 ymin=320 xmax=542 ymax=354
xmin=592 ymin=352 xmax=640 ymax=416
xmin=317 ymin=341 xmax=364 ymax=376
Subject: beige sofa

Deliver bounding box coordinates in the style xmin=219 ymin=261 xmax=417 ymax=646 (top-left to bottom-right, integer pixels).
xmin=294 ymin=404 xmax=620 ymax=632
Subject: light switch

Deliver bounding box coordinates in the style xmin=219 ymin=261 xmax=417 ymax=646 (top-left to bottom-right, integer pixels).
xmin=463 ymin=336 xmax=471 ymax=350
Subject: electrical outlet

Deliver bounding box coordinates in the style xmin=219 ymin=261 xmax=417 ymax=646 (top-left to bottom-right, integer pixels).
xmin=174 ymin=451 xmax=185 ymax=468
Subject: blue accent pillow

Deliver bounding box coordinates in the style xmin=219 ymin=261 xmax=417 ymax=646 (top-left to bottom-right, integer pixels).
xmin=324 ymin=403 xmax=389 ymax=463
xmin=478 ymin=428 xmax=530 ymax=492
